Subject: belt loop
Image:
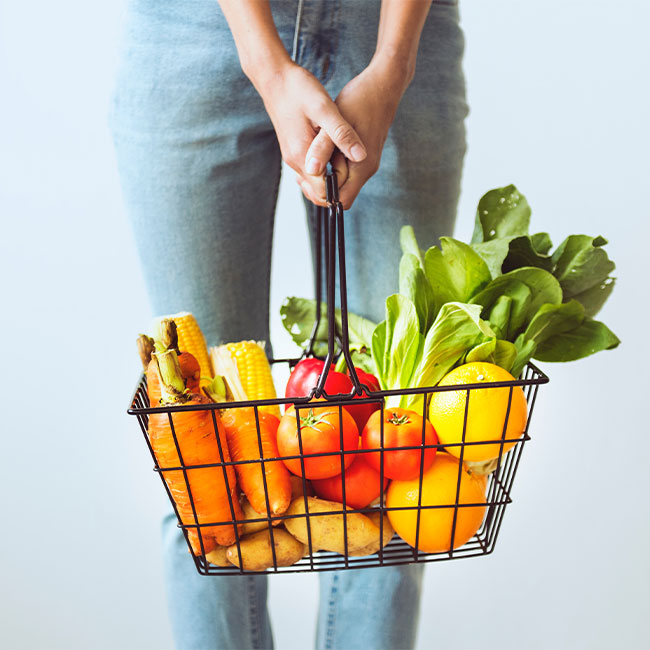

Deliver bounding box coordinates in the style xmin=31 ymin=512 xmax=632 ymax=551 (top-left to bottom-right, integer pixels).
xmin=291 ymin=0 xmax=305 ymax=62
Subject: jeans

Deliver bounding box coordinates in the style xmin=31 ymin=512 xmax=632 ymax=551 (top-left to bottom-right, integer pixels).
xmin=111 ymin=1 xmax=467 ymax=648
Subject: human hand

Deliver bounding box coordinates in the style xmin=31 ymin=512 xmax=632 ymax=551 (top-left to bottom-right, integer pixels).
xmin=251 ymin=61 xmax=367 ymax=205
xmin=300 ymin=54 xmax=412 ymax=209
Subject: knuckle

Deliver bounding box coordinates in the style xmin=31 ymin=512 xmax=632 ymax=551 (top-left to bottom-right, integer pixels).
xmin=333 ymin=123 xmax=355 ymax=145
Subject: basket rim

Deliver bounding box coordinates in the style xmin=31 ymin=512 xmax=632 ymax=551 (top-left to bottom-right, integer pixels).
xmin=126 ymin=361 xmax=549 ymax=416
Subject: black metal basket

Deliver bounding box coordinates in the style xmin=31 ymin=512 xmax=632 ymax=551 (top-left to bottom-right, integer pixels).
xmin=127 ymin=171 xmax=548 ymax=576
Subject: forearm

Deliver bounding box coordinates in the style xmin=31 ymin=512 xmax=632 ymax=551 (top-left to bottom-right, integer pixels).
xmin=216 ymin=0 xmax=292 ymax=90
xmin=374 ymin=0 xmax=433 ymax=85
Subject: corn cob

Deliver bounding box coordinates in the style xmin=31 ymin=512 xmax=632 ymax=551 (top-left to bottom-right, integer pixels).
xmin=210 ymin=341 xmax=280 ymax=417
xmin=152 ymin=312 xmax=212 ymax=386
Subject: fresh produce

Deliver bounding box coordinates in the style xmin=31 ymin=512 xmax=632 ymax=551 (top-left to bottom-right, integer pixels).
xmin=219 ymin=405 xmax=291 ymax=516
xmin=147 ymin=349 xmax=243 ymax=553
xmin=137 ymin=323 xmax=201 ymax=403
xmin=210 ymin=341 xmax=280 ymax=417
xmin=284 ymin=358 xmax=380 ymax=431
xmin=151 ymin=312 xmax=212 ymax=386
xmin=311 ymin=443 xmax=388 ymax=509
xmin=239 ymin=497 xmax=283 ymax=536
xmin=280 ymin=298 xmax=377 ymax=370
xmin=361 ymin=407 xmax=438 ymax=480
xmin=284 ymin=497 xmax=380 ymax=555
xmin=207 ymin=351 xmax=292 ymax=517
xmin=429 ymin=362 xmax=528 ymax=462
xmin=205 ymin=546 xmax=230 ymax=567
xmin=387 ymin=453 xmax=487 ymax=553
xmin=348 ymin=512 xmax=395 ymax=557
xmin=276 ymin=401 xmax=359 ymax=479
xmin=281 ymin=185 xmax=619 ymax=407
xmin=226 ymin=529 xmax=306 ymax=571
xmin=289 ymin=474 xmax=315 ymax=500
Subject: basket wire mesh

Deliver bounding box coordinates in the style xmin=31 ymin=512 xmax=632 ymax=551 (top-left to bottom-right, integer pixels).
xmin=127 ymin=170 xmax=548 ymax=576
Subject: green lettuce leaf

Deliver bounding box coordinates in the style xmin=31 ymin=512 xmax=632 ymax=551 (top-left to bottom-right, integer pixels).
xmin=465 ymin=338 xmax=517 ymax=373
xmin=424 ymin=237 xmax=491 ymax=316
xmin=398 ymin=302 xmax=494 ymax=409
xmin=502 ymin=235 xmax=554 ymax=273
xmin=471 ymin=185 xmax=531 ymax=243
xmin=551 ymin=235 xmax=616 ymax=316
xmin=534 ymin=318 xmax=620 ymax=362
xmin=280 ymin=297 xmax=377 ymax=355
xmin=399 ymin=253 xmax=436 ymax=333
xmin=372 ymin=295 xmax=424 ymax=393
xmin=470 ymin=267 xmax=563 ymax=338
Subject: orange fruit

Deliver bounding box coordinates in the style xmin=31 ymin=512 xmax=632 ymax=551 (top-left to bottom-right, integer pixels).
xmin=428 ymin=362 xmax=527 ymax=462
xmin=387 ymin=453 xmax=487 ymax=553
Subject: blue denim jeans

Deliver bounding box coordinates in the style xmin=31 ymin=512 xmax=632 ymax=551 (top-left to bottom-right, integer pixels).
xmin=112 ymin=1 xmax=467 ymax=648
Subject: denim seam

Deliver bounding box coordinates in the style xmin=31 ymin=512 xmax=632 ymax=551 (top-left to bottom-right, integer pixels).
xmin=263 ymin=153 xmax=282 ymax=351
xmin=247 ymin=576 xmax=261 ymax=649
xmin=324 ymin=573 xmax=339 ymax=650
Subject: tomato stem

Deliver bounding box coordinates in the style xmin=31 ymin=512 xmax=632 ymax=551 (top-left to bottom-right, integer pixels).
xmin=300 ymin=407 xmax=332 ymax=430
xmin=387 ymin=412 xmax=411 ymax=426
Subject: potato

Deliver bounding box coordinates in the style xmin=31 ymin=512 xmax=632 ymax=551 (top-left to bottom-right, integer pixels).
xmin=284 ymin=497 xmax=379 ymax=555
xmin=205 ymin=546 xmax=230 ymax=567
xmin=226 ymin=529 xmax=306 ymax=571
xmin=240 ymin=497 xmax=282 ymax=536
xmin=349 ymin=512 xmax=395 ymax=557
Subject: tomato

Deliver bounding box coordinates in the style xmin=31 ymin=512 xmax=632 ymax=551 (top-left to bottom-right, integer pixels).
xmin=285 ymin=358 xmax=381 ymax=431
xmin=361 ymin=408 xmax=438 ymax=480
xmin=345 ymin=368 xmax=382 ymax=432
xmin=312 ymin=444 xmax=389 ymax=509
xmin=285 ymin=358 xmax=353 ymax=401
xmin=277 ymin=400 xmax=359 ymax=479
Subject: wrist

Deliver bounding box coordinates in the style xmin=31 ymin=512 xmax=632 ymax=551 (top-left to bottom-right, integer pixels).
xmin=368 ymin=49 xmax=416 ymax=96
xmin=240 ymin=44 xmax=294 ymax=93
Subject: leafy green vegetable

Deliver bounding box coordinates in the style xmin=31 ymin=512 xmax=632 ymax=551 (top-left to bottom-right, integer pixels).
xmin=465 ymin=338 xmax=517 ymax=373
xmin=534 ymin=318 xmax=620 ymax=362
xmin=399 ymin=253 xmax=436 ymax=333
xmin=282 ymin=183 xmax=619 ymax=392
xmin=371 ymin=295 xmax=423 ymax=394
xmin=522 ymin=300 xmax=585 ymax=348
xmin=399 ymin=225 xmax=425 ymax=266
xmin=424 ymin=237 xmax=491 ymax=315
xmin=551 ymin=235 xmax=616 ymax=316
xmin=501 ymin=235 xmax=554 ymax=273
xmin=471 ymin=185 xmax=531 ymax=243
xmin=375 ymin=301 xmax=494 ymax=409
xmin=280 ymin=297 xmax=377 ymax=358
xmin=470 ymin=267 xmax=563 ymax=339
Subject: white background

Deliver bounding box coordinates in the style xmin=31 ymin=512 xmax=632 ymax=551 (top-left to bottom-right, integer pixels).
xmin=1 ymin=1 xmax=649 ymax=649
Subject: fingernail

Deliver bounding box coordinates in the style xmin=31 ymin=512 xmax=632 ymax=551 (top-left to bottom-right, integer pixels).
xmin=350 ymin=144 xmax=366 ymax=162
xmin=306 ymin=157 xmax=321 ymax=175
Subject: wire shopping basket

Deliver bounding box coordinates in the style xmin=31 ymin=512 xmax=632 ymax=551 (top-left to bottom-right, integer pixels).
xmin=127 ymin=171 xmax=548 ymax=576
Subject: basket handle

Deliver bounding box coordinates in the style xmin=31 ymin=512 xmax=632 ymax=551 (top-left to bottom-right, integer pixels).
xmin=307 ymin=167 xmax=367 ymax=400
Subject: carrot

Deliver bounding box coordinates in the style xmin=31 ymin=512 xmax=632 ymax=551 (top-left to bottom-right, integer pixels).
xmin=147 ymin=350 xmax=243 ymax=554
xmin=205 ymin=379 xmax=292 ymax=517
xmin=137 ymin=329 xmax=200 ymax=407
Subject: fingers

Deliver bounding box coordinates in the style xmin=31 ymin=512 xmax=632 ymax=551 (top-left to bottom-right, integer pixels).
xmin=337 ymin=155 xmax=380 ymax=210
xmin=330 ymin=149 xmax=349 ymax=189
xmin=295 ymin=175 xmax=327 ymax=206
xmin=314 ymin=103 xmax=367 ymax=164
xmin=304 ymin=130 xmax=336 ymax=178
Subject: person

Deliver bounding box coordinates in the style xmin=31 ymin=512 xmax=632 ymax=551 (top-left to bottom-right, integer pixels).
xmin=111 ymin=0 xmax=467 ymax=647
